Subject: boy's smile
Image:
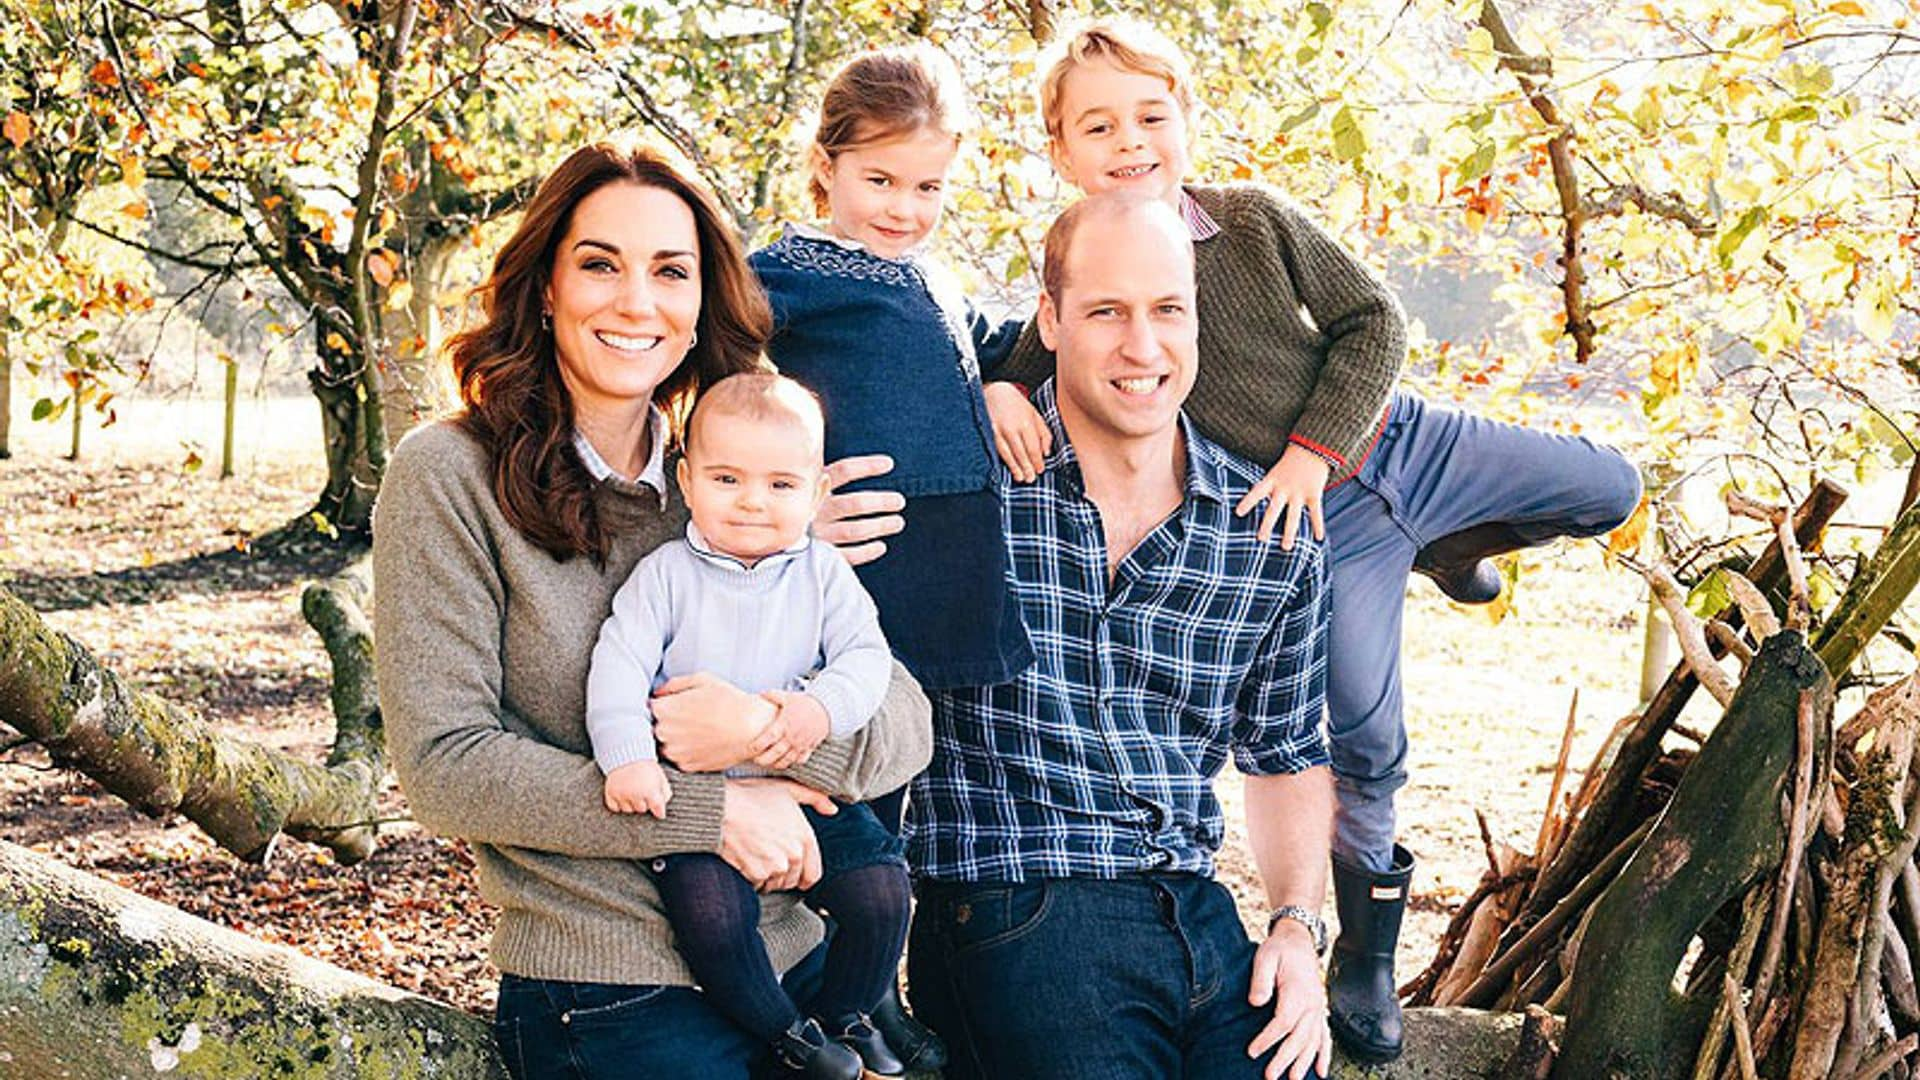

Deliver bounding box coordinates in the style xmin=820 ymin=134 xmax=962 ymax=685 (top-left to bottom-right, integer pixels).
xmin=1047 ymin=58 xmax=1192 ymax=207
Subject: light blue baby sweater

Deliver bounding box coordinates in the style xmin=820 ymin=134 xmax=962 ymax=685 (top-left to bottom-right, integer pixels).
xmin=585 ymin=523 xmax=893 ymax=774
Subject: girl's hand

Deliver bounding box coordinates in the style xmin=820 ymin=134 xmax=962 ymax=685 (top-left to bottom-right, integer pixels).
xmin=1236 ymin=444 xmax=1330 ymax=549
xmin=815 ymin=454 xmax=905 ymax=567
xmin=751 ymin=690 xmax=831 ymax=770
xmin=720 ymin=778 xmax=838 ymax=892
xmin=603 ymin=760 xmax=673 ymax=818
xmin=651 ymin=672 xmax=776 ymax=772
xmin=984 ymin=382 xmax=1051 ymax=483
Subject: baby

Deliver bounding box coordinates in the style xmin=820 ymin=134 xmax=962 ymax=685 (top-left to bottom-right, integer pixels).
xmin=584 ymin=372 xmax=911 ymax=1079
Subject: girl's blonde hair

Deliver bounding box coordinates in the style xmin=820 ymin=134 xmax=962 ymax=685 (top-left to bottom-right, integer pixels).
xmin=810 ymin=43 xmax=972 ymax=216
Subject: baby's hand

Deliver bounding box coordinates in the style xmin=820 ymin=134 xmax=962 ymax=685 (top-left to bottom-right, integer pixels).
xmin=984 ymin=381 xmax=1051 ymax=483
xmin=1237 ymin=443 xmax=1330 ymax=550
xmin=750 ymin=691 xmax=832 ymax=771
xmin=605 ymin=761 xmax=673 ymax=818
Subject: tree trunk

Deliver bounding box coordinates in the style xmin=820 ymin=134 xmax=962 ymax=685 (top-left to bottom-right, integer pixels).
xmin=311 ymin=360 xmax=383 ymax=535
xmin=1 ymin=320 xmax=13 ymax=460
xmin=377 ymin=236 xmax=459 ymax=445
xmin=0 ymin=838 xmax=506 ymax=1078
xmin=1556 ymin=631 xmax=1836 ymax=1079
xmin=0 ymin=583 xmax=383 ymax=864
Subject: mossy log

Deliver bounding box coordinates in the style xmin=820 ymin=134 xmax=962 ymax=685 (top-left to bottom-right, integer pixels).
xmin=1555 ymin=631 xmax=1835 ymax=1079
xmin=0 ymin=838 xmax=505 ymax=1078
xmin=0 ymin=583 xmax=382 ymax=864
xmin=1814 ymin=499 xmax=1920 ymax=683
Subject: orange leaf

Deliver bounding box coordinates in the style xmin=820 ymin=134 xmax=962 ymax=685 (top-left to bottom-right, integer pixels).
xmin=366 ymin=249 xmax=396 ymax=287
xmin=89 ymin=59 xmax=119 ymax=87
xmin=1604 ymin=496 xmax=1650 ymax=569
xmin=188 ymin=155 xmax=211 ymax=174
xmin=121 ymin=199 xmax=148 ymax=219
xmin=2 ymin=111 xmax=30 ymax=148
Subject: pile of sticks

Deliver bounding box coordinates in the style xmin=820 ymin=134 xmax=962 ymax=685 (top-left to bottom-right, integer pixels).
xmin=1404 ymin=479 xmax=1920 ymax=1079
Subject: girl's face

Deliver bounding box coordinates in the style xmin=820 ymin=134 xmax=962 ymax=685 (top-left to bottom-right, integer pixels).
xmin=544 ymin=182 xmax=703 ymax=425
xmin=812 ymin=126 xmax=959 ymax=259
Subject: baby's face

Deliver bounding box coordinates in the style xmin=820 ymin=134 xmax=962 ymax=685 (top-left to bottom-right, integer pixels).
xmin=678 ymin=412 xmax=827 ymax=565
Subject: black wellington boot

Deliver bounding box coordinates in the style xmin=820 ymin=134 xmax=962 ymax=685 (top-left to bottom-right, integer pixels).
xmin=870 ymin=983 xmax=947 ymax=1072
xmin=1328 ymin=845 xmax=1415 ymax=1065
xmin=1411 ymin=523 xmax=1531 ymax=605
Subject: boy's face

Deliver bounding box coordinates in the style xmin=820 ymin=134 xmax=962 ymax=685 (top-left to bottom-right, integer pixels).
xmin=1047 ymin=58 xmax=1191 ymax=207
xmin=677 ymin=412 xmax=829 ymax=565
xmin=812 ymin=127 xmax=959 ymax=259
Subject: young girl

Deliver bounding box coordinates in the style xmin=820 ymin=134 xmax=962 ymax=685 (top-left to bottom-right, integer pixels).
xmin=747 ymin=44 xmax=1027 ymax=1073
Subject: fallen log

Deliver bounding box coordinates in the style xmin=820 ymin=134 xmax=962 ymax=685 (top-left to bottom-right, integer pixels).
xmin=0 ymin=838 xmax=504 ymax=1078
xmin=0 ymin=583 xmax=383 ymax=864
xmin=1556 ymin=630 xmax=1835 ymax=1078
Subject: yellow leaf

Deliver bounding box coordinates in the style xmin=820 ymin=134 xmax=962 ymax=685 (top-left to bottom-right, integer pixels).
xmin=2 ymin=111 xmax=30 ymax=148
xmin=1828 ymin=1 xmax=1866 ymax=14
xmin=385 ymin=280 xmax=413 ymax=312
xmin=325 ymin=332 xmax=349 ymax=352
xmin=1464 ymin=26 xmax=1498 ymax=76
xmin=1604 ymin=496 xmax=1650 ymax=568
xmin=188 ymin=155 xmax=211 ymax=174
xmin=118 ymin=152 xmax=145 ymax=189
xmin=1854 ymin=272 xmax=1896 ymax=343
xmin=366 ymin=249 xmax=396 ymax=287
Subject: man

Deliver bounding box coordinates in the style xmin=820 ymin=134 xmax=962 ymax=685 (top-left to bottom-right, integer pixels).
xmin=898 ymin=193 xmax=1334 ymax=1080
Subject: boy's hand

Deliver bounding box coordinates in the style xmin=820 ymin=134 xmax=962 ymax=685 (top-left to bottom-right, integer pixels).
xmin=604 ymin=761 xmax=673 ymax=818
xmin=984 ymin=381 xmax=1051 ymax=483
xmin=1238 ymin=444 xmax=1330 ymax=549
xmin=750 ymin=691 xmax=832 ymax=771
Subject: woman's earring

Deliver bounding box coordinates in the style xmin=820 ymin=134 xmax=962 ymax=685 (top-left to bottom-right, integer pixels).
xmin=541 ymin=309 xmax=552 ymax=332
xmin=688 ymin=328 xmax=699 ymax=350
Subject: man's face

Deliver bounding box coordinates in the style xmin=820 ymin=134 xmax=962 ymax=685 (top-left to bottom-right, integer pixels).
xmin=1047 ymin=58 xmax=1192 ymax=207
xmin=1038 ymin=210 xmax=1198 ymax=451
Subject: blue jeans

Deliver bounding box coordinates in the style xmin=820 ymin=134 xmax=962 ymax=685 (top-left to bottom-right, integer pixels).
xmin=493 ymin=944 xmax=825 ymax=1080
xmin=1323 ymin=391 xmax=1641 ymax=869
xmin=907 ymin=874 xmax=1322 ymax=1080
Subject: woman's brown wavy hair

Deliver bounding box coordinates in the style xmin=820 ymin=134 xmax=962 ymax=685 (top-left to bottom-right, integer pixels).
xmin=448 ymin=140 xmax=771 ymax=563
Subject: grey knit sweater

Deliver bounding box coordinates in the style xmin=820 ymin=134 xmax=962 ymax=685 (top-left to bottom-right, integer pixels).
xmin=372 ymin=420 xmax=933 ymax=986
xmin=1002 ymin=183 xmax=1407 ymax=483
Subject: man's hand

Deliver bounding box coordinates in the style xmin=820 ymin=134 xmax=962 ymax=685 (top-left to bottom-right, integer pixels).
xmin=815 ymin=454 xmax=905 ymax=567
xmin=603 ymin=760 xmax=672 ymax=818
xmin=1236 ymin=444 xmax=1330 ymax=549
xmin=719 ymin=777 xmax=838 ymax=892
xmin=750 ymin=690 xmax=832 ymax=770
xmin=984 ymin=381 xmax=1051 ymax=483
xmin=651 ymin=672 xmax=776 ymax=772
xmin=1246 ymin=920 xmax=1332 ymax=1080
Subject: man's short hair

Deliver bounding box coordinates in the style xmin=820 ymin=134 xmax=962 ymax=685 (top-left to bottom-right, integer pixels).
xmin=1041 ymin=193 xmax=1195 ymax=303
xmin=1037 ymin=16 xmax=1197 ymax=141
xmin=685 ymin=371 xmax=826 ymax=461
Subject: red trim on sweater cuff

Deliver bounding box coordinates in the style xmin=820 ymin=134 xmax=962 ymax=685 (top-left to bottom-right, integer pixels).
xmin=1287 ymin=434 xmax=1348 ymax=469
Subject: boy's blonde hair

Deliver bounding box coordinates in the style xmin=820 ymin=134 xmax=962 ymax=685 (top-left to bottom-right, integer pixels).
xmin=686 ymin=372 xmax=826 ymax=461
xmin=1037 ymin=17 xmax=1196 ymax=141
xmin=809 ymin=43 xmax=973 ymax=216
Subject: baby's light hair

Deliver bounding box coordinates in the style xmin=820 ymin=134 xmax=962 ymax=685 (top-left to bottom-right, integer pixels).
xmin=809 ymin=43 xmax=972 ymax=217
xmin=1037 ymin=16 xmax=1196 ymax=141
xmin=685 ymin=372 xmax=826 ymax=463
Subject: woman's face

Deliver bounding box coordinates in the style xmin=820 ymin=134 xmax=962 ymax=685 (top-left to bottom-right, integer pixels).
xmin=545 ymin=181 xmax=703 ymax=422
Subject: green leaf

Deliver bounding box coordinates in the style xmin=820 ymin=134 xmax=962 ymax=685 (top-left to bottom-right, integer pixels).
xmin=1714 ymin=206 xmax=1768 ymax=268
xmin=1330 ymin=106 xmax=1366 ymax=164
xmin=31 ymin=396 xmax=53 ymax=421
xmin=1279 ymin=103 xmax=1320 ymax=132
xmin=1685 ymin=567 xmax=1733 ymax=619
xmin=1459 ymin=141 xmax=1496 ymax=183
xmin=1306 ymin=3 xmax=1332 ymax=36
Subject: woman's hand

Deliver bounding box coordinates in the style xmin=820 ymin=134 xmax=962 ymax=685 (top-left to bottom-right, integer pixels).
xmin=814 ymin=454 xmax=905 ymax=567
xmin=1236 ymin=444 xmax=1330 ymax=549
xmin=719 ymin=778 xmax=839 ymax=892
xmin=651 ymin=672 xmax=776 ymax=773
xmin=984 ymin=381 xmax=1051 ymax=483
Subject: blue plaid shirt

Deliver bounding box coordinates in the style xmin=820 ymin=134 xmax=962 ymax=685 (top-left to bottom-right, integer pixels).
xmin=907 ymin=381 xmax=1330 ymax=882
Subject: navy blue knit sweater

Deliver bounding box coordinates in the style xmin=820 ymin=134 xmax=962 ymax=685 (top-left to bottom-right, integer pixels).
xmin=751 ymin=229 xmax=1032 ymax=689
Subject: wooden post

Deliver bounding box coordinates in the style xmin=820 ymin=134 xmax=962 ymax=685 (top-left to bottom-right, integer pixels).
xmin=67 ymin=393 xmax=81 ymax=460
xmin=221 ymin=358 xmax=238 ymax=479
xmin=1639 ymin=505 xmax=1676 ymax=702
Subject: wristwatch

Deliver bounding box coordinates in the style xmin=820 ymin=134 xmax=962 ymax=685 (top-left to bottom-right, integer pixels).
xmin=1266 ymin=905 xmax=1328 ymax=956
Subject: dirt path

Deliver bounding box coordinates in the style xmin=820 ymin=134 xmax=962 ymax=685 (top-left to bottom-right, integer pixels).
xmin=1 ymin=409 xmax=1651 ymax=1016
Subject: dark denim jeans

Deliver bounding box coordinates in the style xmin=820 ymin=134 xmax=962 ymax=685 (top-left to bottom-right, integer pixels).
xmin=492 ymin=944 xmax=825 ymax=1080
xmin=907 ymin=874 xmax=1323 ymax=1080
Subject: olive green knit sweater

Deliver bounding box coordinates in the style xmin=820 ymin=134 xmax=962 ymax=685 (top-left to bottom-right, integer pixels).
xmin=1000 ymin=183 xmax=1406 ymax=483
xmin=373 ymin=420 xmax=933 ymax=986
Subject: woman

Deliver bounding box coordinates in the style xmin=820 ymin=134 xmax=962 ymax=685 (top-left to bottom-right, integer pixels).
xmin=371 ymin=139 xmax=932 ymax=1079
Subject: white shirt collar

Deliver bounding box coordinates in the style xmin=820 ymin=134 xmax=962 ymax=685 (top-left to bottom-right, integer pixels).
xmin=572 ymin=405 xmax=669 ymax=507
xmin=683 ymin=520 xmax=812 ymax=571
xmin=787 ymin=220 xmax=931 ymax=261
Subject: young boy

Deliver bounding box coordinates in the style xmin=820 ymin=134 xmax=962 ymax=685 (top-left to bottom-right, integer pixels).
xmin=585 ymin=372 xmax=911 ymax=1080
xmin=984 ymin=18 xmax=1642 ymax=1065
